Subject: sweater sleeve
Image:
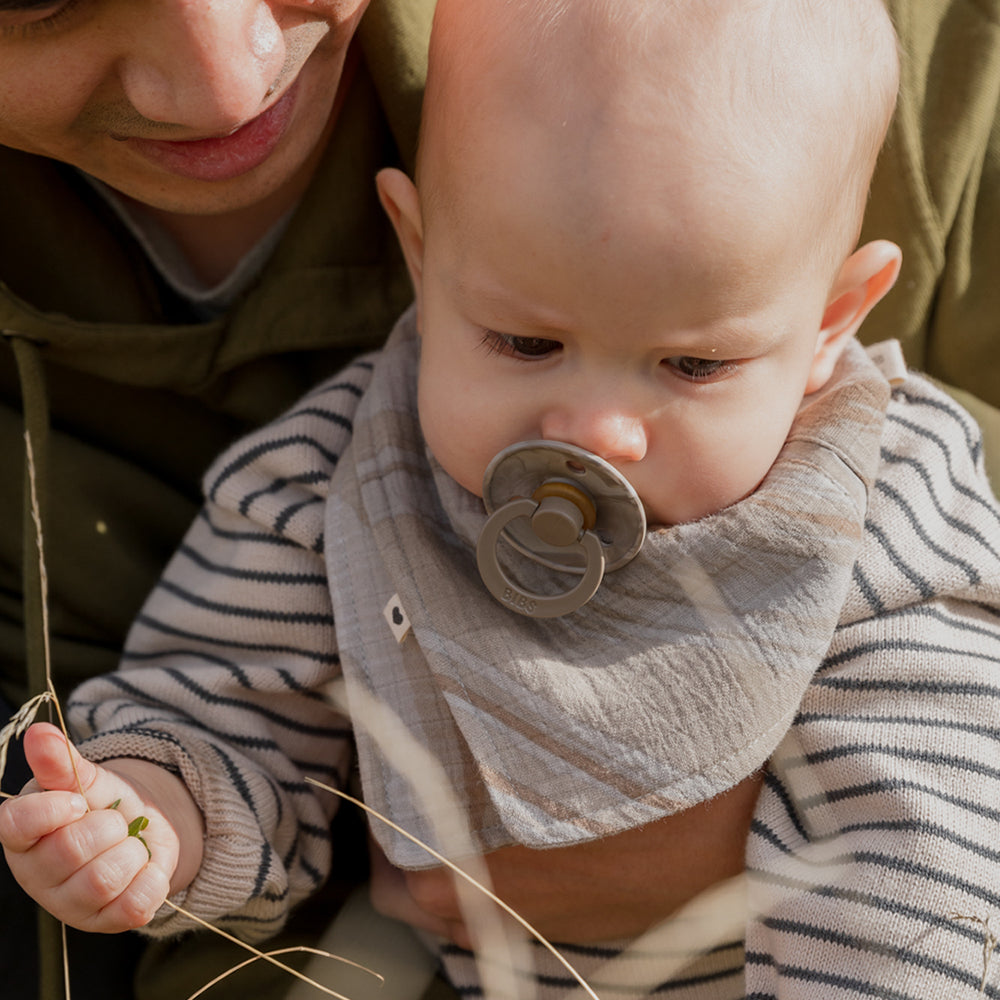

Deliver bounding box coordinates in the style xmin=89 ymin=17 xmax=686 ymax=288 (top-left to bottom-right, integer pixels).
xmin=67 ymin=359 xmax=376 ymax=941
xmin=745 ymin=377 xmax=1000 ymax=998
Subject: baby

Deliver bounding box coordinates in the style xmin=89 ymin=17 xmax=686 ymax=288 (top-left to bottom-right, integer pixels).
xmin=5 ymin=1 xmax=1000 ymax=998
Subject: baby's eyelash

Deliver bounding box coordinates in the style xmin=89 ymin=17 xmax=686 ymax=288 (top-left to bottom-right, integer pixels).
xmin=0 ymin=0 xmax=85 ymax=38
xmin=478 ymin=331 xmax=507 ymax=357
xmin=479 ymin=330 xmax=561 ymax=360
xmin=664 ymin=356 xmax=740 ymax=381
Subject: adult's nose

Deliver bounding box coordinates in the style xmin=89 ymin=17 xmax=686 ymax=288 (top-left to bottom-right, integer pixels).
xmin=540 ymin=402 xmax=649 ymax=464
xmin=118 ymin=0 xmax=286 ymax=132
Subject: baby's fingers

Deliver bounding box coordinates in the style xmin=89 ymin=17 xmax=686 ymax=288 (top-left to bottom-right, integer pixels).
xmin=12 ymin=806 xmax=131 ymax=887
xmin=0 ymin=789 xmax=88 ymax=853
xmin=55 ymin=835 xmax=170 ymax=932
xmin=6 ymin=806 xmax=168 ymax=932
xmin=82 ymin=855 xmax=172 ymax=932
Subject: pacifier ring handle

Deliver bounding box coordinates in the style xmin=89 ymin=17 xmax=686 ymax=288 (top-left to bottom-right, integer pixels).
xmin=476 ymin=497 xmax=606 ymax=618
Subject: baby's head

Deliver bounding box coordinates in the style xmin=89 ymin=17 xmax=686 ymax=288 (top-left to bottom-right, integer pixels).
xmin=379 ymin=0 xmax=902 ymax=526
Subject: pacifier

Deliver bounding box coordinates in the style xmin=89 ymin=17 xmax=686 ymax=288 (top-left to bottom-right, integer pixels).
xmin=476 ymin=440 xmax=646 ymax=618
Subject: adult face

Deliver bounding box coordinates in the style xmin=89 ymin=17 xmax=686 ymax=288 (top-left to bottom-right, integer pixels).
xmin=0 ymin=0 xmax=370 ymax=217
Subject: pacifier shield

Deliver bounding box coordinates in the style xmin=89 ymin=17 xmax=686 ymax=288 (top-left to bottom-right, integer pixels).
xmin=481 ymin=440 xmax=646 ymax=574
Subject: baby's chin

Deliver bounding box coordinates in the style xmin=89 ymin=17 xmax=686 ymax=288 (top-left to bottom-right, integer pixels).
xmin=646 ymin=483 xmax=762 ymax=529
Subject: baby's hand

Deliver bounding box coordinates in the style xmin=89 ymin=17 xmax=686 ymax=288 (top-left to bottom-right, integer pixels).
xmin=0 ymin=722 xmax=178 ymax=932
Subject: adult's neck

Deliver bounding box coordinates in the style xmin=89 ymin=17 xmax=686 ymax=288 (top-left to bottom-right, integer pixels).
xmin=131 ymin=176 xmax=312 ymax=288
xmin=127 ymin=45 xmax=359 ymax=288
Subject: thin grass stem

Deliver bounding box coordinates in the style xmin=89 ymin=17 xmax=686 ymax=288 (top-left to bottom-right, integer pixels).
xmin=183 ymin=946 xmax=382 ymax=1000
xmin=61 ymin=923 xmax=71 ymax=999
xmin=306 ymin=778 xmax=600 ymax=1000
xmin=24 ymin=432 xmax=86 ymax=802
xmin=161 ymin=900 xmax=361 ymax=1000
xmin=951 ymin=913 xmax=998 ymax=994
xmin=23 ymin=431 xmax=79 ymax=1000
xmin=323 ymin=680 xmax=533 ymax=1000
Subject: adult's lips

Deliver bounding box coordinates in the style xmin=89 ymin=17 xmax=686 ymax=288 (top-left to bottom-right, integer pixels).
xmin=122 ymin=81 xmax=299 ymax=182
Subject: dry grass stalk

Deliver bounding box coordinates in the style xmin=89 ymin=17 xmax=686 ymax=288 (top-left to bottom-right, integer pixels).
xmin=306 ymin=680 xmax=598 ymax=1000
xmin=22 ymin=431 xmax=79 ymax=1000
xmin=0 ymin=691 xmax=53 ymax=796
xmin=161 ymin=901 xmax=363 ymax=1000
xmin=577 ymin=873 xmax=747 ymax=998
xmin=61 ymin=923 xmax=71 ymax=1000
xmin=951 ymin=913 xmax=998 ymax=995
xmin=159 ymin=902 xmax=381 ymax=1000
xmin=183 ymin=947 xmax=381 ymax=1000
xmin=323 ymin=678 xmax=542 ymax=1000
xmin=309 ymin=779 xmax=601 ymax=1000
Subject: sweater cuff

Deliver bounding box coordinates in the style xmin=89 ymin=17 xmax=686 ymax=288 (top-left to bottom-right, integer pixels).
xmin=78 ymin=728 xmax=291 ymax=941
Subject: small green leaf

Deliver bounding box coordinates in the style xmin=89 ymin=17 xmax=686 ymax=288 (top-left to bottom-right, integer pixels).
xmin=107 ymin=799 xmax=122 ymax=811
xmin=127 ymin=815 xmax=152 ymax=858
xmin=127 ymin=815 xmax=149 ymax=837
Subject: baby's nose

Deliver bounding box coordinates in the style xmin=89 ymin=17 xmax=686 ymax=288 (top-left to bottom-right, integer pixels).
xmin=540 ymin=407 xmax=648 ymax=464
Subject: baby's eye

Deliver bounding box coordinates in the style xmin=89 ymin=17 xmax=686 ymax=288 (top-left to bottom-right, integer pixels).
xmin=664 ymin=356 xmax=732 ymax=380
xmin=481 ymin=331 xmax=562 ymax=360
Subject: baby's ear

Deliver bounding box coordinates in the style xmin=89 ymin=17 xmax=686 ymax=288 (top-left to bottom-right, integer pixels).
xmin=376 ymin=168 xmax=425 ymax=319
xmin=805 ymin=240 xmax=902 ymax=394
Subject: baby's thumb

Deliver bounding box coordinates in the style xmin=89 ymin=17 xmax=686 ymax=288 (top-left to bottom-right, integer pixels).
xmin=22 ymin=722 xmax=96 ymax=795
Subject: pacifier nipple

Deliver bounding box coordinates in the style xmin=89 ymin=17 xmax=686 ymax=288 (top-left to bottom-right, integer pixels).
xmin=530 ymin=482 xmax=596 ymax=546
xmin=476 ymin=441 xmax=646 ymax=618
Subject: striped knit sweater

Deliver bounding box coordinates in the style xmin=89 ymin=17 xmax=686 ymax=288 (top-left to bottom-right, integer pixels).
xmin=69 ymin=326 xmax=1000 ymax=999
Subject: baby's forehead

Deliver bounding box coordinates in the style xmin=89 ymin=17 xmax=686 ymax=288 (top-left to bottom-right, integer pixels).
xmin=423 ymin=0 xmax=895 ymax=266
xmin=428 ymin=18 xmax=818 ymax=199
xmin=426 ymin=111 xmax=821 ymax=319
xmin=435 ymin=4 xmax=863 ymax=157
xmin=430 ymin=0 xmax=892 ymax=138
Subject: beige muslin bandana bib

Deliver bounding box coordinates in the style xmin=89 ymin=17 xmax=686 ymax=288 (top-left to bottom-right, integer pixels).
xmin=324 ymin=311 xmax=890 ymax=867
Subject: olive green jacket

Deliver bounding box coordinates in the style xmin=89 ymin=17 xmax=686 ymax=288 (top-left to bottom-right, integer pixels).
xmin=0 ymin=4 xmax=435 ymax=999
xmin=0 ymin=3 xmax=434 ymax=713
xmin=861 ymin=0 xmax=1000 ymax=488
